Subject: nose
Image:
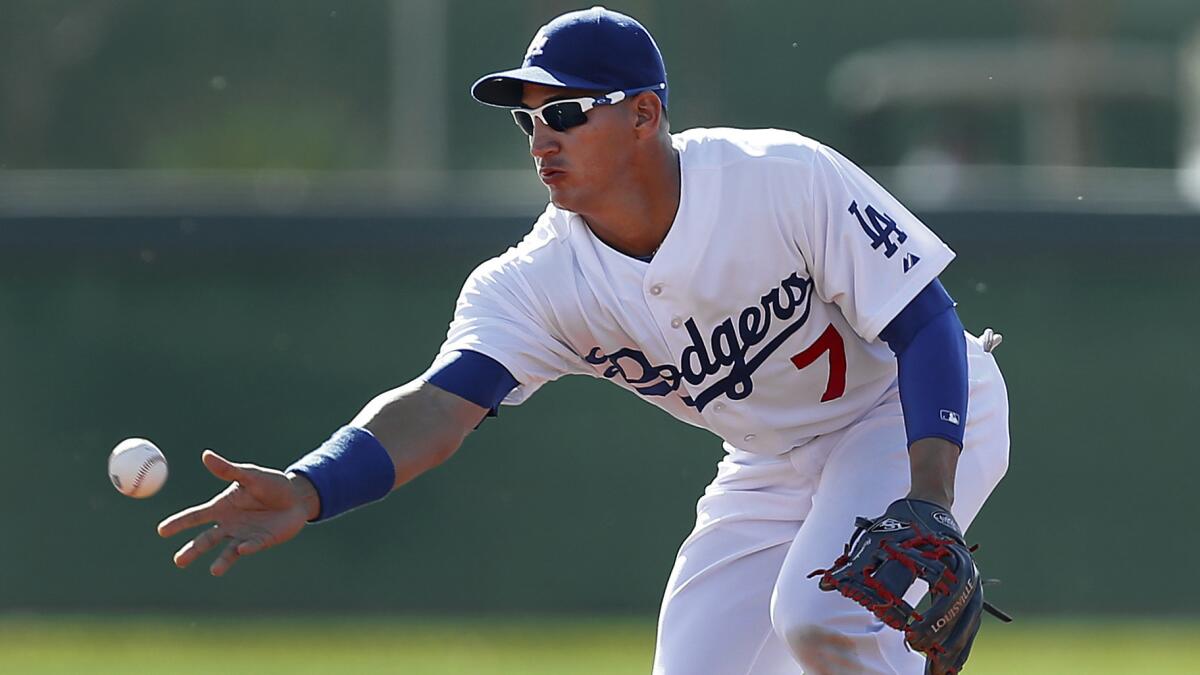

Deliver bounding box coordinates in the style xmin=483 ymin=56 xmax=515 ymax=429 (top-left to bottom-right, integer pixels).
xmin=529 ymin=119 xmax=560 ymax=160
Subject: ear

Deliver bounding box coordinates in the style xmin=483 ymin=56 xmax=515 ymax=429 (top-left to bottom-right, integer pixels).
xmin=631 ymin=91 xmax=664 ymax=138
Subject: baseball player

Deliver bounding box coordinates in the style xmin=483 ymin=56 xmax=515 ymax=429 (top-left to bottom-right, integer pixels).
xmin=158 ymin=7 xmax=1010 ymax=674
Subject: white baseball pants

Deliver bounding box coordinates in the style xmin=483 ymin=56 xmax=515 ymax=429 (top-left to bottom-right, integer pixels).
xmin=652 ymin=333 xmax=1010 ymax=674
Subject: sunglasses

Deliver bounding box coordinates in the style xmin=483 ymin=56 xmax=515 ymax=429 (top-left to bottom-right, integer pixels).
xmin=510 ymin=84 xmax=665 ymax=135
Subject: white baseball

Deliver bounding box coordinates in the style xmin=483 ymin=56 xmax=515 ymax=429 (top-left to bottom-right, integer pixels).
xmin=108 ymin=438 xmax=168 ymax=498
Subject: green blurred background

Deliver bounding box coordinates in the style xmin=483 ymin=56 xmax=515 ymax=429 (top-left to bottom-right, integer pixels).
xmin=3 ymin=1 xmax=1200 ymax=672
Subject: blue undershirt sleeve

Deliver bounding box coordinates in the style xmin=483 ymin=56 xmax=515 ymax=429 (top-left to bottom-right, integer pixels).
xmin=879 ymin=279 xmax=968 ymax=449
xmin=423 ymin=349 xmax=520 ymax=416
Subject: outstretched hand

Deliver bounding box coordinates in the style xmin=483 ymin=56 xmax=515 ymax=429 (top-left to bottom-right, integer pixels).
xmin=157 ymin=450 xmax=317 ymax=576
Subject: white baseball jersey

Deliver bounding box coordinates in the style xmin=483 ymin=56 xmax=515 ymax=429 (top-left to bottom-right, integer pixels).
xmin=436 ymin=127 xmax=955 ymax=455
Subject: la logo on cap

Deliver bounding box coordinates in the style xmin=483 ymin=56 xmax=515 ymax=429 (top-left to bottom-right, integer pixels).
xmin=525 ymin=28 xmax=549 ymax=60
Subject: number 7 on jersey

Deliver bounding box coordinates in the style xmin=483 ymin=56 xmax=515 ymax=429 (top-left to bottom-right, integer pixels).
xmin=790 ymin=324 xmax=846 ymax=402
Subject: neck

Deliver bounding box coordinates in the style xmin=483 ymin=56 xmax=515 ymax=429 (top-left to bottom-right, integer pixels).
xmin=577 ymin=138 xmax=680 ymax=258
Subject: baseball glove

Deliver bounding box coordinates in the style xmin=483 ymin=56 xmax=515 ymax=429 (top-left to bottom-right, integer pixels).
xmin=808 ymin=498 xmax=1011 ymax=675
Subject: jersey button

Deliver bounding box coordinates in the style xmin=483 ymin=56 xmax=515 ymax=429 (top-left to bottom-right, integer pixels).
xmin=670 ymin=317 xmax=682 ymax=329
xmin=649 ymin=284 xmax=664 ymax=296
xmin=743 ymin=433 xmax=756 ymax=442
xmin=713 ymin=402 xmax=725 ymax=412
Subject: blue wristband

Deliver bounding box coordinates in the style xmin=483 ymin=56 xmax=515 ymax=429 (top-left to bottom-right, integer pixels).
xmin=286 ymin=426 xmax=396 ymax=522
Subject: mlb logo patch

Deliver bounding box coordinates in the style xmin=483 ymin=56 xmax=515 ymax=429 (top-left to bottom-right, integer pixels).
xmin=940 ymin=409 xmax=961 ymax=425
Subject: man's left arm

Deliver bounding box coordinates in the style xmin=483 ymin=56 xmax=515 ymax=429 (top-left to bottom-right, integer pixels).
xmin=878 ymin=277 xmax=968 ymax=509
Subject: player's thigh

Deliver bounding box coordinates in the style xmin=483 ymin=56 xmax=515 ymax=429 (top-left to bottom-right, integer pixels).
xmin=654 ymin=448 xmax=814 ymax=675
xmin=653 ymin=519 xmax=802 ymax=675
xmin=769 ymin=412 xmax=923 ymax=673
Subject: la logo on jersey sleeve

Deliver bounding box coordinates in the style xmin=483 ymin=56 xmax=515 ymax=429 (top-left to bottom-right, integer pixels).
xmin=848 ymin=200 xmax=920 ymax=274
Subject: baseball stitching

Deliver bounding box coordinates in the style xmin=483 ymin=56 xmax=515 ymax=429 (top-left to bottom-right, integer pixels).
xmin=132 ymin=455 xmax=166 ymax=493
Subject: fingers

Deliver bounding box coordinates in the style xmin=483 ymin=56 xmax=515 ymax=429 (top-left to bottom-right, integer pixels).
xmin=210 ymin=539 xmax=244 ymax=577
xmin=201 ymin=449 xmax=249 ymax=482
xmin=236 ymin=536 xmax=269 ymax=557
xmin=160 ymin=451 xmax=267 ymax=538
xmin=172 ymin=525 xmax=225 ymax=569
xmin=159 ymin=451 xmax=281 ymax=575
xmin=202 ymin=449 xmax=276 ymax=493
xmin=157 ymin=451 xmax=244 ymax=537
xmin=157 ymin=498 xmax=219 ymax=538
xmin=172 ymin=527 xmax=266 ymax=575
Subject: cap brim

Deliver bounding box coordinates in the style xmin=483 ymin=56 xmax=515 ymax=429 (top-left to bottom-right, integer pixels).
xmin=470 ymin=66 xmax=610 ymax=107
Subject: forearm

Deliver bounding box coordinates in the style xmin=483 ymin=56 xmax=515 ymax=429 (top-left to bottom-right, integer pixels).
xmin=351 ymin=378 xmax=489 ymax=488
xmin=906 ymin=437 xmax=959 ymax=508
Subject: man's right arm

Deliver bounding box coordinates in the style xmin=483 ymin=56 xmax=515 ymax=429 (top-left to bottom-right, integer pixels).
xmin=351 ymin=378 xmax=490 ymax=490
xmin=158 ymin=377 xmax=491 ymax=575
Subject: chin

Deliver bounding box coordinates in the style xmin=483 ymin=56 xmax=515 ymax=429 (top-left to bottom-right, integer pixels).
xmin=547 ymin=187 xmax=580 ymax=212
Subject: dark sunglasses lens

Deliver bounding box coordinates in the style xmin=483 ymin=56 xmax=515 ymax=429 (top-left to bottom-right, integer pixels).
xmin=512 ymin=111 xmax=534 ymax=135
xmin=543 ymin=102 xmax=587 ymax=131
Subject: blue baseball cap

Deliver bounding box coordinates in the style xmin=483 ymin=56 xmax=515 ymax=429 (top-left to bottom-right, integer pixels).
xmin=471 ymin=6 xmax=668 ymax=109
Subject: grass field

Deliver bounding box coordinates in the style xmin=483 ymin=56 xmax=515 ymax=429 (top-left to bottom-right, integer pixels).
xmin=1 ymin=615 xmax=1197 ymax=674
